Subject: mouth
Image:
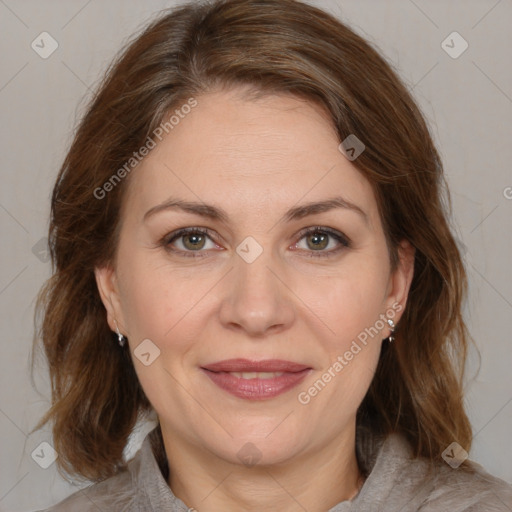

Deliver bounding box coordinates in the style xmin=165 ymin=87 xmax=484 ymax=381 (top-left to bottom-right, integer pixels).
xmin=200 ymin=359 xmax=312 ymax=400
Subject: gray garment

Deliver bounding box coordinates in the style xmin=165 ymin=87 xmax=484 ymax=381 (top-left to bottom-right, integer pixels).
xmin=38 ymin=427 xmax=512 ymax=511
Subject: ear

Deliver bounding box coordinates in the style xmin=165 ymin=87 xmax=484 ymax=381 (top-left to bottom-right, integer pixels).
xmin=94 ymin=265 xmax=126 ymax=334
xmin=385 ymin=239 xmax=415 ymax=321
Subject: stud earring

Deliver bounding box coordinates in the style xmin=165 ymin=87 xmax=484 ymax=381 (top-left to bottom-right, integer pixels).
xmin=386 ymin=318 xmax=395 ymax=343
xmin=114 ymin=319 xmax=127 ymax=347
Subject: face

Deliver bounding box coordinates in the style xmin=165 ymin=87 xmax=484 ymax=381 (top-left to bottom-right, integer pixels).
xmin=96 ymin=86 xmax=414 ymax=468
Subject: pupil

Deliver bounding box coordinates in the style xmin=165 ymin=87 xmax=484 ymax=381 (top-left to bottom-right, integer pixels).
xmin=185 ymin=234 xmax=204 ymax=249
xmin=309 ymin=232 xmax=327 ymax=250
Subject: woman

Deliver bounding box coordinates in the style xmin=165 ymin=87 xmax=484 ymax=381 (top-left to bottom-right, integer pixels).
xmin=32 ymin=0 xmax=512 ymax=510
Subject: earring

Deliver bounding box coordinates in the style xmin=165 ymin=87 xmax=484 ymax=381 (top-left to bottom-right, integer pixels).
xmin=114 ymin=319 xmax=127 ymax=347
xmin=386 ymin=318 xmax=395 ymax=343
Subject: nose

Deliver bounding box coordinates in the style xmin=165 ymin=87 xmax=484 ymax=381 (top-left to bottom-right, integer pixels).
xmin=218 ymin=250 xmax=296 ymax=337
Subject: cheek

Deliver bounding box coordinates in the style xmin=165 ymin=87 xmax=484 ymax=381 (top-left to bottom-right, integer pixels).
xmin=294 ymin=255 xmax=389 ymax=346
xmin=116 ymin=252 xmax=175 ymax=339
xmin=117 ymin=253 xmax=216 ymax=350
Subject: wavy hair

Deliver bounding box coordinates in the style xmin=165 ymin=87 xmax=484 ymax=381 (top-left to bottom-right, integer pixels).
xmin=31 ymin=0 xmax=477 ymax=482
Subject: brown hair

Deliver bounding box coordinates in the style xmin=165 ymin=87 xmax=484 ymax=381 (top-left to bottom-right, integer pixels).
xmin=31 ymin=0 xmax=477 ymax=482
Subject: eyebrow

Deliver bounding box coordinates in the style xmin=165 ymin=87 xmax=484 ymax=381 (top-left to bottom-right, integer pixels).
xmin=143 ymin=195 xmax=368 ymax=226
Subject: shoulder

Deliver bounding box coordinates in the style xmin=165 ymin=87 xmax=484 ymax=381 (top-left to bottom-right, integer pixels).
xmin=366 ymin=433 xmax=512 ymax=512
xmin=35 ymin=451 xmax=141 ymax=511
xmin=35 ymin=425 xmax=190 ymax=512
xmin=35 ymin=469 xmax=136 ymax=511
xmin=417 ymin=458 xmax=512 ymax=511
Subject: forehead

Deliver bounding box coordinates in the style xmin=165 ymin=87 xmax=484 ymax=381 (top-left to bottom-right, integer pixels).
xmin=123 ymin=88 xmax=378 ymax=226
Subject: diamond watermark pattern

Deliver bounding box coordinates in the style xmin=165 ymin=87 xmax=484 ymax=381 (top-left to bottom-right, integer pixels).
xmin=338 ymin=134 xmax=365 ymax=161
xmin=237 ymin=442 xmax=262 ymax=467
xmin=236 ymin=236 xmax=263 ymax=264
xmin=453 ymin=235 xmax=469 ymax=263
xmin=31 ymin=441 xmax=58 ymax=469
xmin=31 ymin=32 xmax=59 ymax=59
xmin=32 ymin=237 xmax=50 ymax=263
xmin=134 ymin=338 xmax=161 ymax=366
xmin=441 ymin=31 xmax=468 ymax=59
xmin=442 ymin=442 xmax=469 ymax=469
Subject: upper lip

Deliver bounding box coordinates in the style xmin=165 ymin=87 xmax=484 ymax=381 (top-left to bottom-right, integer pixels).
xmin=201 ymin=359 xmax=311 ymax=373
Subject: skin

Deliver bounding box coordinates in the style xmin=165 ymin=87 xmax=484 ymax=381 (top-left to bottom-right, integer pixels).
xmin=95 ymin=86 xmax=415 ymax=512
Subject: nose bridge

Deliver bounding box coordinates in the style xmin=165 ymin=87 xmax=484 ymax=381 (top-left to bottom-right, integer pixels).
xmin=218 ymin=238 xmax=295 ymax=335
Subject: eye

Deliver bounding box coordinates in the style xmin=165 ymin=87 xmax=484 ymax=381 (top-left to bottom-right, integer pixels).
xmin=162 ymin=226 xmax=350 ymax=259
xmin=164 ymin=227 xmax=220 ymax=257
xmin=292 ymin=226 xmax=350 ymax=258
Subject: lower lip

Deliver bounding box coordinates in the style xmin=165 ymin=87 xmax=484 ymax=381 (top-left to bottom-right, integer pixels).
xmin=201 ymin=368 xmax=312 ymax=400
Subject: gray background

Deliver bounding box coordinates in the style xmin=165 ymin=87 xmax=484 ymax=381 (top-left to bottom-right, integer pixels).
xmin=0 ymin=1 xmax=511 ymax=510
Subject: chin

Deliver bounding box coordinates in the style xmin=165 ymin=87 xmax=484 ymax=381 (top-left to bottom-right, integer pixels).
xmin=211 ymin=425 xmax=307 ymax=468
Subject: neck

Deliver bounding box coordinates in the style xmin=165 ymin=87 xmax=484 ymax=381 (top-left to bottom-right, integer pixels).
xmin=160 ymin=423 xmax=364 ymax=512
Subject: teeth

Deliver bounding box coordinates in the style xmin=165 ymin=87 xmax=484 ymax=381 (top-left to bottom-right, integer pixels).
xmin=229 ymin=371 xmax=285 ymax=379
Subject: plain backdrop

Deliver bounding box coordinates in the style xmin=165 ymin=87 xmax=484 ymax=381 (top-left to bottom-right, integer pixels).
xmin=0 ymin=1 xmax=511 ymax=510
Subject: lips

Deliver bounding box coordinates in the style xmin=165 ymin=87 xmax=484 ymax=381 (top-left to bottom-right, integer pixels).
xmin=201 ymin=359 xmax=312 ymax=400
xmin=202 ymin=358 xmax=310 ymax=373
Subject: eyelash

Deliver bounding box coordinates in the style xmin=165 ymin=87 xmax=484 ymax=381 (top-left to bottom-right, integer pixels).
xmin=161 ymin=226 xmax=351 ymax=259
